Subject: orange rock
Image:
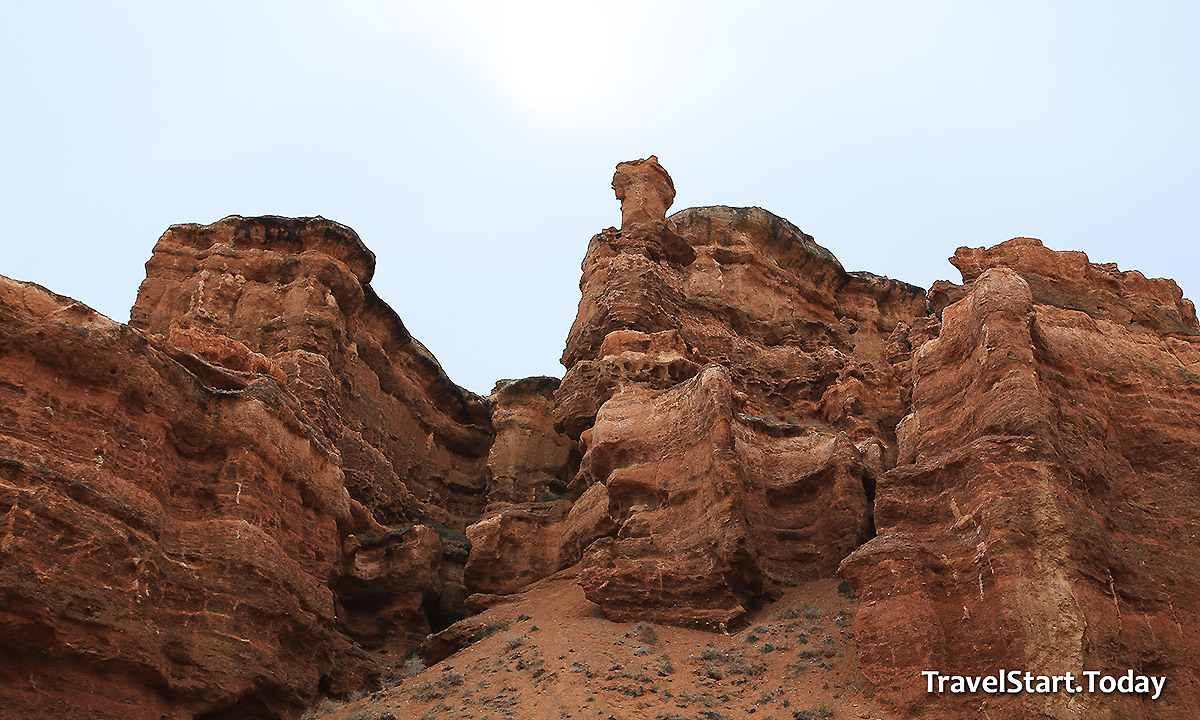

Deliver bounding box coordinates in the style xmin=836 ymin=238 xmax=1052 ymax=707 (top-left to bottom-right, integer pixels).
xmin=5 ymin=160 xmax=1200 ymax=720
xmin=842 ymin=247 xmax=1200 ymax=718
xmin=559 ymin=163 xmax=925 ymax=625
xmin=612 ymin=155 xmax=675 ymax=228
xmin=0 ymin=275 xmax=364 ymax=719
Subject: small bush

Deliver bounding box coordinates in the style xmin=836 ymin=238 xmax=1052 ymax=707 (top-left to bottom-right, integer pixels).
xmin=401 ymin=655 xmax=426 ymax=678
xmin=633 ymin=621 xmax=659 ymax=644
xmin=471 ymin=623 xmax=510 ymax=643
xmin=435 ymin=672 xmax=464 ymax=689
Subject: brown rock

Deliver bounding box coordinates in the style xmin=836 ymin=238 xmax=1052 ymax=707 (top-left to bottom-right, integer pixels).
xmin=130 ymin=215 xmax=493 ymax=531
xmin=128 ymin=214 xmax=496 ymax=644
xmin=842 ymin=251 xmax=1200 ymax=718
xmin=6 ymin=160 xmax=1200 ymax=720
xmin=463 ymin=377 xmax=606 ymax=597
xmin=558 ymin=162 xmax=926 ymax=625
xmin=0 ymin=275 xmax=362 ymax=719
xmin=0 ymin=217 xmax=498 ymax=718
xmin=482 ymin=376 xmax=576 ymax=508
xmin=612 ymin=155 xmax=675 ymax=228
xmin=576 ymin=364 xmax=873 ymax=627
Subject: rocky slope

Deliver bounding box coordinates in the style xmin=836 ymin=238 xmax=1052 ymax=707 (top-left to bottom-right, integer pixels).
xmin=0 ymin=158 xmax=1196 ymax=719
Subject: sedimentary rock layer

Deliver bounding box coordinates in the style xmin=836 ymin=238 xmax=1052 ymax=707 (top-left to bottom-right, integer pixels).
xmin=2 ymin=158 xmax=1198 ymax=720
xmin=0 ymin=275 xmax=364 ymax=719
xmin=0 ymin=218 xmax=496 ymax=719
xmin=559 ymin=157 xmax=927 ymax=626
xmin=130 ymin=216 xmax=493 ymax=532
xmin=842 ymin=239 xmax=1200 ymax=719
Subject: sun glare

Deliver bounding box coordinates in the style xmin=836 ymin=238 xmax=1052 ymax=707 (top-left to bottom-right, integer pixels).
xmin=465 ymin=1 xmax=649 ymax=120
xmin=486 ymin=3 xmax=626 ymax=113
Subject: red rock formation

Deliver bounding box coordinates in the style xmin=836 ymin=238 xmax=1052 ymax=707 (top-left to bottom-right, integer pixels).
xmin=129 ymin=216 xmax=494 ymax=634
xmin=558 ymin=159 xmax=926 ymax=626
xmin=0 ymin=217 xmax=496 ymax=719
xmin=463 ymin=377 xmax=578 ymax=597
xmin=842 ymin=240 xmax=1200 ymax=718
xmin=130 ymin=216 xmax=491 ymax=531
xmin=4 ymin=160 xmax=1199 ymax=720
xmin=0 ymin=275 xmax=370 ymax=719
xmin=612 ymin=155 xmax=676 ymax=228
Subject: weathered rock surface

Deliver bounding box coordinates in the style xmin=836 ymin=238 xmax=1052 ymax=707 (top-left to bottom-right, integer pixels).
xmin=463 ymin=377 xmax=599 ymax=598
xmin=842 ymin=240 xmax=1200 ymax=718
xmin=0 ymin=218 xmax=496 ymax=719
xmin=559 ymin=159 xmax=926 ymax=626
xmin=129 ymin=216 xmax=494 ymax=637
xmin=3 ymin=160 xmax=1199 ymax=720
xmin=130 ymin=216 xmax=493 ymax=532
xmin=0 ymin=275 xmax=369 ymax=719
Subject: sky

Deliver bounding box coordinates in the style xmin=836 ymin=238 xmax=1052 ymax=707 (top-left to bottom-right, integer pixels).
xmin=2 ymin=1 xmax=1197 ymax=395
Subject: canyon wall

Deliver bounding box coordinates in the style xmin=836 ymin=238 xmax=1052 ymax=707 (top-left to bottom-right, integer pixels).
xmin=843 ymin=239 xmax=1200 ymax=718
xmin=0 ymin=158 xmax=1196 ymax=719
xmin=0 ymin=219 xmax=496 ymax=718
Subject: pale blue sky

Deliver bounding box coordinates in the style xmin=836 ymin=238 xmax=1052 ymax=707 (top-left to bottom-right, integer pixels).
xmin=2 ymin=2 xmax=1197 ymax=394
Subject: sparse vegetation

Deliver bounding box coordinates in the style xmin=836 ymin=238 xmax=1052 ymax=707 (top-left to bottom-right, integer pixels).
xmin=634 ymin=621 xmax=659 ymax=644
xmin=401 ymin=654 xmax=426 ymax=678
xmin=470 ymin=622 xmax=510 ymax=644
xmin=300 ymin=698 xmax=342 ymax=720
xmin=412 ymin=671 xmax=464 ymax=702
xmin=503 ymin=633 xmax=525 ymax=652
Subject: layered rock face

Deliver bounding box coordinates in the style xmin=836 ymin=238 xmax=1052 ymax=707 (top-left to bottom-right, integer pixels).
xmin=558 ymin=156 xmax=927 ymax=626
xmin=0 ymin=276 xmax=366 ymax=719
xmin=462 ymin=377 xmax=579 ymax=599
xmin=2 ymin=158 xmax=1198 ymax=720
xmin=0 ymin=219 xmax=495 ymax=719
xmin=842 ymin=239 xmax=1200 ymax=719
xmin=129 ymin=217 xmax=492 ymax=637
xmin=130 ymin=217 xmax=492 ymax=533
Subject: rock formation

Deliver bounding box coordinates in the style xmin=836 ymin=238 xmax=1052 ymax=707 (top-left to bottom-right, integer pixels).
xmin=558 ymin=159 xmax=926 ymax=627
xmin=0 ymin=219 xmax=495 ymax=718
xmin=1 ymin=159 xmax=1197 ymax=719
xmin=842 ymin=238 xmax=1200 ymax=719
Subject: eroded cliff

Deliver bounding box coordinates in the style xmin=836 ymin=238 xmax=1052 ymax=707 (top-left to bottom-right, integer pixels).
xmin=1 ymin=158 xmax=1196 ymax=720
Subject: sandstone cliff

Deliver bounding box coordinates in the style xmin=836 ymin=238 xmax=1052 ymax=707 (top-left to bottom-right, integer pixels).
xmin=0 ymin=158 xmax=1196 ymax=720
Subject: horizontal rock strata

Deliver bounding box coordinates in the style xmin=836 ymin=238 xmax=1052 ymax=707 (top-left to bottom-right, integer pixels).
xmin=1 ymin=160 xmax=1197 ymax=720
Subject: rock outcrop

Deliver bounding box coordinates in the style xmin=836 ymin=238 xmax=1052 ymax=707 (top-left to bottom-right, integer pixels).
xmin=558 ymin=158 xmax=926 ymax=627
xmin=129 ymin=217 xmax=494 ymax=638
xmin=2 ymin=159 xmax=1198 ymax=720
xmin=0 ymin=218 xmax=495 ymax=719
xmin=0 ymin=275 xmax=367 ymax=719
xmin=463 ymin=377 xmax=579 ymax=598
xmin=841 ymin=239 xmax=1200 ymax=719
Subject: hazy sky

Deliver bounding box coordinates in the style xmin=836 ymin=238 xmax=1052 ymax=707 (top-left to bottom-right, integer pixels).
xmin=3 ymin=2 xmax=1197 ymax=394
